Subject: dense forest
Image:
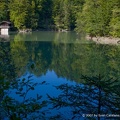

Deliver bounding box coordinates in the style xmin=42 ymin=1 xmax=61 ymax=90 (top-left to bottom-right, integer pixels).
xmin=0 ymin=0 xmax=120 ymax=37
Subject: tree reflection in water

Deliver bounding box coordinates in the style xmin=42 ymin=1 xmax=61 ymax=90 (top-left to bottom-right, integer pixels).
xmin=1 ymin=35 xmax=120 ymax=119
xmin=0 ymin=75 xmax=48 ymax=120
xmin=1 ymin=73 xmax=120 ymax=120
xmin=48 ymin=75 xmax=120 ymax=120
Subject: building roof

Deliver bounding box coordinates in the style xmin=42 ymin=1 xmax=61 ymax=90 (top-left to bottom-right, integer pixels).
xmin=0 ymin=21 xmax=11 ymax=29
xmin=0 ymin=21 xmax=11 ymax=25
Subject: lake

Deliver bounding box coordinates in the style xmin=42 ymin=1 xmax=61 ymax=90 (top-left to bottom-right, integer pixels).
xmin=0 ymin=31 xmax=120 ymax=120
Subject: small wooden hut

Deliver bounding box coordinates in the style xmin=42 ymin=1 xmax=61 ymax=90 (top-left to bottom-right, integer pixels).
xmin=0 ymin=21 xmax=11 ymax=35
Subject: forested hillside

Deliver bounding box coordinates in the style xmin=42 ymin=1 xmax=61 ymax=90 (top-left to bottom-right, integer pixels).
xmin=0 ymin=0 xmax=120 ymax=37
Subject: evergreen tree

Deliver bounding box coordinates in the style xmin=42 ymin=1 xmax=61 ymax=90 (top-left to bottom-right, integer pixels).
xmin=26 ymin=0 xmax=42 ymax=29
xmin=32 ymin=0 xmax=42 ymax=29
xmin=76 ymin=0 xmax=98 ymax=36
xmin=52 ymin=0 xmax=69 ymax=31
xmin=9 ymin=0 xmax=31 ymax=29
xmin=53 ymin=0 xmax=84 ymax=31
xmin=96 ymin=0 xmax=114 ymax=36
xmin=109 ymin=0 xmax=120 ymax=37
xmin=0 ymin=0 xmax=10 ymax=21
xmin=76 ymin=0 xmax=114 ymax=37
xmin=70 ymin=0 xmax=85 ymax=30
xmin=38 ymin=0 xmax=53 ymax=29
xmin=9 ymin=0 xmax=42 ymax=30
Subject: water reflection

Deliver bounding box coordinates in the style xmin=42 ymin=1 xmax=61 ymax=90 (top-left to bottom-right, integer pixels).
xmin=9 ymin=31 xmax=90 ymax=44
xmin=10 ymin=39 xmax=120 ymax=80
xmin=48 ymin=75 xmax=120 ymax=119
xmin=0 ymin=32 xmax=120 ymax=119
xmin=0 ymin=35 xmax=9 ymax=42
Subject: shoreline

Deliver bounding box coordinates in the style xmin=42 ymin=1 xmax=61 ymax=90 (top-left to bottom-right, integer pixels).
xmin=86 ymin=35 xmax=120 ymax=45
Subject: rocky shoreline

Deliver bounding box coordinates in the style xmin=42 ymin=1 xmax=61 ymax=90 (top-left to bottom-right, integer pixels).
xmin=86 ymin=35 xmax=120 ymax=45
xmin=19 ymin=29 xmax=32 ymax=33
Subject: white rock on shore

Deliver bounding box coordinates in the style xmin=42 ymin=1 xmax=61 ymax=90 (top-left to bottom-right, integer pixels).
xmin=86 ymin=35 xmax=120 ymax=45
xmin=19 ymin=29 xmax=32 ymax=33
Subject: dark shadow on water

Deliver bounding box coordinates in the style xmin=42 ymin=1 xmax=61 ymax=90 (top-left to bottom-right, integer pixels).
xmin=0 ymin=73 xmax=120 ymax=120
xmin=0 ymin=72 xmax=47 ymax=120
xmin=48 ymin=75 xmax=120 ymax=120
